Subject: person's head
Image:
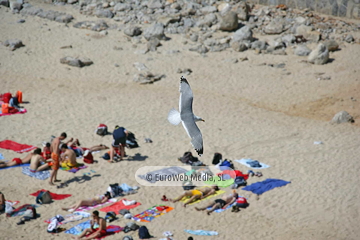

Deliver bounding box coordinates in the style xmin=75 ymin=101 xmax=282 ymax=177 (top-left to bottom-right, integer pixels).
xmin=114 ymin=125 xmax=120 ymax=130
xmin=45 ymin=142 xmax=50 ymax=148
xmin=60 ymin=143 xmax=68 ymax=150
xmin=212 ymin=185 xmax=219 ymax=191
xmin=104 ymin=191 xmax=111 ymax=199
xmin=60 ymin=132 xmax=67 ymax=140
xmin=188 ymin=237 xmax=194 ymax=240
xmin=232 ymin=190 xmax=239 ymax=199
xmin=33 ymin=148 xmax=41 ymax=155
xmin=92 ymin=210 xmax=99 ymax=219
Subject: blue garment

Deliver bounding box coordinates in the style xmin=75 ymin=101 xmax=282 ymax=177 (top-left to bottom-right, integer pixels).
xmin=184 ymin=230 xmax=218 ymax=236
xmin=113 ymin=127 xmax=126 ymax=140
xmin=119 ymin=183 xmax=133 ymax=193
xmin=65 ymin=220 xmax=91 ymax=235
xmin=0 ymin=153 xmax=4 ymax=160
xmin=242 ymin=178 xmax=291 ymax=195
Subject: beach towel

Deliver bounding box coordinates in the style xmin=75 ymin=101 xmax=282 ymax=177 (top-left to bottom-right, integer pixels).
xmin=65 ymin=220 xmax=123 ymax=238
xmin=5 ymin=200 xmax=20 ymax=207
xmin=99 ymin=198 xmax=141 ymax=213
xmin=30 ymin=189 xmax=72 ymax=200
xmin=184 ymin=230 xmax=218 ymax=236
xmin=206 ymin=196 xmax=245 ymax=213
xmin=235 ymin=158 xmax=270 ymax=169
xmin=68 ymin=198 xmax=117 ymax=212
xmin=0 ymin=140 xmax=37 ymax=153
xmin=180 ymin=189 xmax=225 ymax=205
xmin=45 ymin=212 xmax=91 ymax=225
xmin=132 ymin=205 xmax=174 ymax=222
xmin=0 ymin=108 xmax=27 ymax=117
xmin=217 ymin=169 xmax=249 ymax=180
xmin=0 ymin=153 xmax=4 ymax=160
xmin=138 ymin=166 xmax=188 ymax=183
xmin=0 ymin=163 xmax=30 ymax=170
xmin=7 ymin=204 xmax=39 ymax=217
xmin=242 ymin=179 xmax=291 ymax=195
xmin=204 ymin=176 xmax=234 ymax=188
xmin=60 ymin=164 xmax=88 ymax=173
xmin=22 ymin=166 xmax=50 ymax=180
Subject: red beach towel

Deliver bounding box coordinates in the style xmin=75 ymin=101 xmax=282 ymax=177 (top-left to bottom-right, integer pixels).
xmin=29 ymin=189 xmax=72 ymax=200
xmin=0 ymin=139 xmax=36 ymax=153
xmin=99 ymin=199 xmax=141 ymax=213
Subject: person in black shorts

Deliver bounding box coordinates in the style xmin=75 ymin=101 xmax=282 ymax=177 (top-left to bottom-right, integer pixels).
xmin=195 ymin=191 xmax=238 ymax=215
xmin=109 ymin=125 xmax=128 ymax=163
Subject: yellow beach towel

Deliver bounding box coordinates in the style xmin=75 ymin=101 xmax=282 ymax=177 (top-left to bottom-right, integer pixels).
xmin=180 ymin=188 xmax=225 ymax=205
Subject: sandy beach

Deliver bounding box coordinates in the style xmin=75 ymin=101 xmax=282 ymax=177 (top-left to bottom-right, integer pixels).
xmin=1 ymin=1 xmax=360 ymax=239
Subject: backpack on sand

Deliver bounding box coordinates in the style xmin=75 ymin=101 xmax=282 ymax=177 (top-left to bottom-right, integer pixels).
xmin=96 ymin=124 xmax=108 ymax=136
xmin=36 ymin=191 xmax=52 ymax=204
xmin=47 ymin=215 xmax=65 ymax=233
xmin=138 ymin=225 xmax=152 ymax=239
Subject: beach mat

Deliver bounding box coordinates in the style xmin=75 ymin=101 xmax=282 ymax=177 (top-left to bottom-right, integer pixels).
xmin=235 ymin=158 xmax=270 ymax=169
xmin=65 ymin=220 xmax=123 ymax=238
xmin=69 ymin=198 xmax=117 ymax=212
xmin=7 ymin=204 xmax=39 ymax=217
xmin=45 ymin=212 xmax=91 ymax=225
xmin=99 ymin=198 xmax=141 ymax=213
xmin=242 ymin=179 xmax=291 ymax=195
xmin=132 ymin=205 xmax=173 ymax=222
xmin=0 ymin=140 xmax=37 ymax=153
xmin=0 ymin=109 xmax=27 ymax=117
xmin=22 ymin=166 xmax=50 ymax=180
xmin=30 ymin=189 xmax=72 ymax=200
xmin=204 ymin=176 xmax=234 ymax=188
xmin=60 ymin=164 xmax=87 ymax=173
xmin=184 ymin=230 xmax=218 ymax=236
xmin=138 ymin=166 xmax=188 ymax=183
xmin=0 ymin=163 xmax=30 ymax=170
xmin=180 ymin=189 xmax=225 ymax=205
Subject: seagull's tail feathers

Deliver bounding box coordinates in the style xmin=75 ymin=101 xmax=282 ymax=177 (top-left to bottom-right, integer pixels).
xmin=167 ymin=108 xmax=182 ymax=125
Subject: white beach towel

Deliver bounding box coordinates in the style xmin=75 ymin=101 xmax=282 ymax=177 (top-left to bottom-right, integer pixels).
xmin=235 ymin=158 xmax=270 ymax=169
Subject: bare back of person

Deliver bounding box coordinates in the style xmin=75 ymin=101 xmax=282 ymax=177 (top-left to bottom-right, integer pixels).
xmin=63 ymin=149 xmax=78 ymax=167
xmin=29 ymin=155 xmax=43 ymax=172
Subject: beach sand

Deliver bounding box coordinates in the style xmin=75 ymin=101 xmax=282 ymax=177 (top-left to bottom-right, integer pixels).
xmin=1 ymin=2 xmax=360 ymax=240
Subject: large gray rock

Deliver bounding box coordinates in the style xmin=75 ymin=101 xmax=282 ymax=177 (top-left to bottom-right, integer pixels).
xmin=147 ymin=38 xmax=161 ymax=52
xmin=251 ymin=40 xmax=267 ymax=50
xmin=219 ymin=11 xmax=238 ymax=32
xmin=147 ymin=0 xmax=163 ymax=9
xmin=143 ymin=23 xmax=166 ymax=41
xmin=10 ymin=0 xmax=22 ymax=11
xmin=196 ymin=13 xmax=217 ymax=28
xmin=331 ymin=111 xmax=354 ymax=124
xmin=200 ymin=6 xmax=217 ymax=14
xmin=231 ymin=41 xmax=248 ymax=52
xmin=95 ymin=9 xmax=113 ymax=18
xmin=73 ymin=21 xmax=109 ymax=32
xmin=157 ymin=15 xmax=181 ymax=27
xmin=60 ymin=57 xmax=93 ymax=68
xmin=308 ymin=43 xmax=329 ymax=65
xmin=124 ymin=26 xmax=142 ymax=37
xmin=345 ymin=34 xmax=354 ymax=43
xmin=20 ymin=6 xmax=42 ymax=16
xmin=232 ymin=25 xmax=253 ymax=42
xmin=114 ymin=3 xmax=132 ymax=12
xmin=3 ymin=39 xmax=24 ymax=51
xmin=323 ymin=40 xmax=339 ymax=52
xmin=55 ymin=14 xmax=74 ymax=23
xmin=264 ymin=18 xmax=285 ymax=34
xmin=294 ymin=45 xmax=311 ymax=56
xmin=189 ymin=44 xmax=208 ymax=54
xmin=0 ymin=0 xmax=9 ymax=7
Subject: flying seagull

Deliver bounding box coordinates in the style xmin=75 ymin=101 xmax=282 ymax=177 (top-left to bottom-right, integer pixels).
xmin=167 ymin=76 xmax=204 ymax=156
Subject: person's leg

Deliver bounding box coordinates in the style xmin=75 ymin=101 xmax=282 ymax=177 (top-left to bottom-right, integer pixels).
xmin=170 ymin=191 xmax=190 ymax=203
xmin=65 ymin=137 xmax=74 ymax=146
xmin=82 ymin=231 xmax=101 ymax=240
xmin=21 ymin=153 xmax=33 ymax=163
xmin=49 ymin=168 xmax=56 ymax=185
xmin=195 ymin=201 xmax=216 ymax=211
xmin=54 ymin=169 xmax=60 ymax=182
xmin=0 ymin=161 xmax=16 ymax=168
xmin=206 ymin=203 xmax=221 ymax=215
xmin=36 ymin=163 xmax=50 ymax=172
xmin=74 ymin=228 xmax=92 ymax=239
xmin=89 ymin=145 xmax=109 ymax=152
xmin=184 ymin=195 xmax=200 ymax=207
xmin=120 ymin=144 xmax=125 ymax=159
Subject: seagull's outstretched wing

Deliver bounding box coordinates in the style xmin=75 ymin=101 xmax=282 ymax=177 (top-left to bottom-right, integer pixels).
xmin=179 ymin=76 xmax=204 ymax=156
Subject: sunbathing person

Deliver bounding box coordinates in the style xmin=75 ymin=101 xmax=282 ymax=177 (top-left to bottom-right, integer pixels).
xmin=66 ymin=138 xmax=109 ymax=157
xmin=42 ymin=142 xmax=51 ymax=160
xmin=170 ymin=188 xmax=206 ymax=207
xmin=195 ymin=191 xmax=238 ymax=215
xmin=29 ymin=148 xmax=50 ymax=172
xmin=73 ymin=210 xmax=107 ymax=240
xmin=0 ymin=151 xmax=34 ymax=168
xmin=62 ymin=192 xmax=111 ymax=212
xmin=198 ymin=186 xmax=219 ymax=199
xmin=60 ymin=144 xmax=79 ymax=168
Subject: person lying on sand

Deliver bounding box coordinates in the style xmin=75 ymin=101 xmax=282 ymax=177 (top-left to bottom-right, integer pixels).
xmin=72 ymin=210 xmax=107 ymax=240
xmin=0 ymin=151 xmax=35 ymax=168
xmin=231 ymin=196 xmax=249 ymax=212
xmin=29 ymin=148 xmax=51 ymax=172
xmin=195 ymin=191 xmax=238 ymax=215
xmin=66 ymin=138 xmax=109 ymax=157
xmin=170 ymin=186 xmax=219 ymax=207
xmin=62 ymin=192 xmax=111 ymax=212
xmin=60 ymin=144 xmax=79 ymax=168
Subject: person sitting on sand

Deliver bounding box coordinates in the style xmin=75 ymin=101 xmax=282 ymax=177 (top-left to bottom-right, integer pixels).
xmin=0 ymin=151 xmax=35 ymax=168
xmin=73 ymin=210 xmax=107 ymax=240
xmin=195 ymin=191 xmax=238 ymax=215
xmin=42 ymin=142 xmax=52 ymax=160
xmin=29 ymin=148 xmax=50 ymax=173
xmin=62 ymin=192 xmax=111 ymax=212
xmin=170 ymin=186 xmax=218 ymax=207
xmin=0 ymin=192 xmax=6 ymax=213
xmin=60 ymin=144 xmax=79 ymax=168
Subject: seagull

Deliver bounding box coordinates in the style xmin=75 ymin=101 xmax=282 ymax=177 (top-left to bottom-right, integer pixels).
xmin=167 ymin=76 xmax=205 ymax=156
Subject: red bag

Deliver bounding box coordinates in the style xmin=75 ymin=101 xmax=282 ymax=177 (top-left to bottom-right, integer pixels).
xmin=83 ymin=151 xmax=94 ymax=164
xmin=2 ymin=93 xmax=12 ymax=104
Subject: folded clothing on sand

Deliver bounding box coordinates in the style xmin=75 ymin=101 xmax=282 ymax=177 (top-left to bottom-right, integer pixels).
xmin=0 ymin=140 xmax=36 ymax=153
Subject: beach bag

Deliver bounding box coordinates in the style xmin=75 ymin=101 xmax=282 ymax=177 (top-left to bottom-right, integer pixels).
xmin=96 ymin=124 xmax=108 ymax=136
xmin=16 ymin=90 xmax=23 ymax=103
xmin=102 ymin=152 xmax=110 ymax=160
xmin=47 ymin=215 xmax=64 ymax=233
xmin=212 ymin=152 xmax=222 ymax=165
xmin=36 ymin=191 xmax=52 ymax=204
xmin=126 ymin=132 xmax=139 ymax=148
xmin=127 ymin=222 xmax=139 ymax=231
xmin=23 ymin=206 xmax=37 ymax=219
xmin=105 ymin=211 xmax=117 ymax=222
xmin=2 ymin=92 xmax=12 ymax=104
xmin=83 ymin=151 xmax=94 ymax=164
xmin=138 ymin=226 xmax=151 ymax=239
xmin=107 ymin=183 xmax=122 ymax=198
xmin=219 ymin=159 xmax=234 ymax=170
xmin=234 ymin=176 xmax=247 ymax=186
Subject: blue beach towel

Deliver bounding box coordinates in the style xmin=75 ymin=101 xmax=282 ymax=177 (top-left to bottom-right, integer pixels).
xmin=242 ymin=178 xmax=291 ymax=195
xmin=0 ymin=163 xmax=30 ymax=170
xmin=184 ymin=230 xmax=218 ymax=236
xmin=235 ymin=158 xmax=270 ymax=169
xmin=65 ymin=220 xmax=91 ymax=235
xmin=22 ymin=166 xmax=50 ymax=180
